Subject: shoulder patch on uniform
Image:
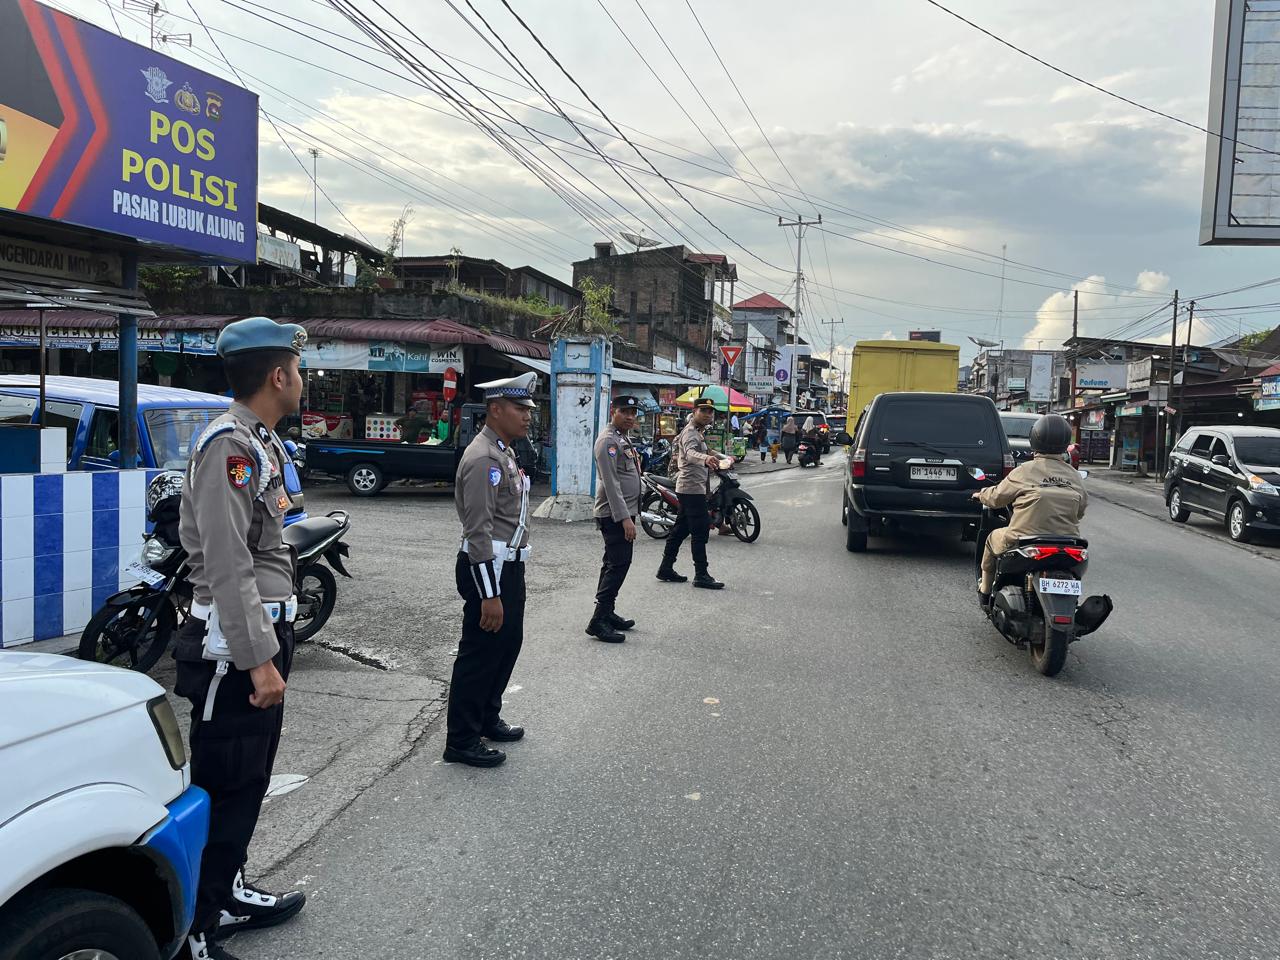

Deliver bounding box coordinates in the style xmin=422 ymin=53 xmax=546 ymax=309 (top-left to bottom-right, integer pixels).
xmin=607 ymin=445 xmax=618 ymax=457
xmin=488 ymin=466 xmax=502 ymax=486
xmin=193 ymin=421 xmax=236 ymax=454
xmin=496 ymin=439 xmax=507 ymax=451
xmin=256 ymin=424 xmax=272 ymax=444
xmin=227 ymin=456 xmax=254 ymax=489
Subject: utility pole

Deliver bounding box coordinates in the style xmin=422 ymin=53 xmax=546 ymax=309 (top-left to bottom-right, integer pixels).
xmin=779 ymin=214 xmax=821 ymax=410
xmin=820 ymin=316 xmax=839 ymax=410
xmin=1069 ymin=289 xmax=1079 ymax=404
xmin=1158 ymin=290 xmax=1178 ymax=477
xmin=1175 ymin=300 xmax=1195 ymax=447
xmin=308 ymin=147 xmax=321 ymax=223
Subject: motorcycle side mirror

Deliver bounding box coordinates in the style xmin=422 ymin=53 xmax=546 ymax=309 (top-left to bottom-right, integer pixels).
xmin=1078 ymin=468 xmax=1089 ymax=479
xmin=834 ymin=431 xmax=853 ymax=446
xmin=968 ymin=466 xmax=987 ymax=481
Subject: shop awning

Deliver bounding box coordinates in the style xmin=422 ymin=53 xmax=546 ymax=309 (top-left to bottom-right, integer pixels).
xmin=504 ymin=355 xmax=704 ymax=387
xmin=0 ymin=269 xmax=154 ymax=317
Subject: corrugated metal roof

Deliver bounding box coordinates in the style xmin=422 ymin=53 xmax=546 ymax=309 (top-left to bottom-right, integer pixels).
xmin=732 ymin=292 xmax=791 ymax=312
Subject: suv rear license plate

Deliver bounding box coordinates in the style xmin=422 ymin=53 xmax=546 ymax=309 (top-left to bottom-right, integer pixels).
xmin=1039 ymin=578 xmax=1081 ymax=596
xmin=910 ymin=465 xmax=956 ymax=481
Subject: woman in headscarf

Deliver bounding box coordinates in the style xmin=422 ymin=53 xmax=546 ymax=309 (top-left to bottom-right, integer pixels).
xmin=780 ymin=415 xmax=799 ymax=464
xmin=801 ymin=416 xmax=823 ymax=466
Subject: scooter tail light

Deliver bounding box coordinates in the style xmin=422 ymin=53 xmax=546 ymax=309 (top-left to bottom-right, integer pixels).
xmin=851 ymin=447 xmax=866 ymax=478
xmin=1063 ymin=547 xmax=1088 ymax=562
xmin=1052 ymin=615 xmax=1074 ymax=624
xmin=1017 ymin=545 xmax=1061 ymax=560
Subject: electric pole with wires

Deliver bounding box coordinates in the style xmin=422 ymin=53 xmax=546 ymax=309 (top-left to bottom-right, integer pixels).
xmin=780 ymin=214 xmax=821 ymax=410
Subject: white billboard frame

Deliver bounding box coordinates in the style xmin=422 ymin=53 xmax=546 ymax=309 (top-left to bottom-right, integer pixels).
xmin=1201 ymin=0 xmax=1280 ymax=245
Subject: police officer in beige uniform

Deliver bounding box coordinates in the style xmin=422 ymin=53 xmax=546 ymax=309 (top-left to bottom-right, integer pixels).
xmin=444 ymin=372 xmax=536 ymax=768
xmin=657 ymin=396 xmax=726 ymax=589
xmin=973 ymin=414 xmax=1087 ymax=598
xmin=173 ymin=317 xmax=307 ymax=960
xmin=587 ymin=395 xmax=643 ymax=643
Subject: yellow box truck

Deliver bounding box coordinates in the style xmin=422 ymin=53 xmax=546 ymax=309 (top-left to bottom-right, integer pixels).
xmin=847 ymin=340 xmax=960 ymax=415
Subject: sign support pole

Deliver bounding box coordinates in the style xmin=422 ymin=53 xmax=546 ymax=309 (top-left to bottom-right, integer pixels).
xmin=118 ymin=252 xmax=139 ymax=469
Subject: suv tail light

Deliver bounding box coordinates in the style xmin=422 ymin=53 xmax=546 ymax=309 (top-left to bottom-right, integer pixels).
xmin=851 ymin=447 xmax=866 ymax=479
xmin=1003 ymin=452 xmax=1016 ymax=477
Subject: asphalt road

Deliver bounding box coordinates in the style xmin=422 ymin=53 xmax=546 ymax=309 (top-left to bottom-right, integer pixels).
xmin=231 ymin=463 xmax=1280 ymax=960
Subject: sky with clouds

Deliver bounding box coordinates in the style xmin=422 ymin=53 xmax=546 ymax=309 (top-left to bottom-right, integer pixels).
xmin=54 ymin=0 xmax=1280 ymax=361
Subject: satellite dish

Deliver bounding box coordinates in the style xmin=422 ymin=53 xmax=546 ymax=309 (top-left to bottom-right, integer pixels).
xmin=621 ymin=232 xmax=659 ymax=251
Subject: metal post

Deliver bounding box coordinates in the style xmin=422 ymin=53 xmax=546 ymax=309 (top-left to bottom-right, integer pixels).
xmin=1069 ymin=290 xmax=1079 ymax=404
xmin=118 ymin=253 xmax=140 ymax=469
xmin=779 ymin=214 xmax=821 ymax=410
xmin=1176 ymin=300 xmax=1195 ymax=442
xmin=1157 ymin=290 xmax=1178 ymax=477
xmin=37 ymin=309 xmax=46 ymax=425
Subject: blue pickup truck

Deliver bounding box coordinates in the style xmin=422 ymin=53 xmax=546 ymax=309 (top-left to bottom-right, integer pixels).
xmin=0 ymin=375 xmax=231 ymax=471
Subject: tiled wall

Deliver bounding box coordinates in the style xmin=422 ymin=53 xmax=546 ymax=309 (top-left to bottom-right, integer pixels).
xmin=0 ymin=470 xmax=157 ymax=647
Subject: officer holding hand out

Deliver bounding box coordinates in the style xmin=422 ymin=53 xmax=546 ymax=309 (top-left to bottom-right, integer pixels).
xmin=657 ymin=396 xmax=726 ymax=590
xmin=587 ymin=395 xmax=643 ymax=643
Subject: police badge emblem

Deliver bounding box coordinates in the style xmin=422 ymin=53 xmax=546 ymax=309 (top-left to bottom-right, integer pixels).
xmin=140 ymin=66 xmax=173 ymax=104
xmin=175 ymin=83 xmax=201 ymax=115
xmin=488 ymin=466 xmax=502 ymax=486
xmin=206 ymin=92 xmax=224 ymax=121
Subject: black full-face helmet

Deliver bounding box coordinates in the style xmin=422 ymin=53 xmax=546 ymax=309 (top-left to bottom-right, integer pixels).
xmin=1029 ymin=414 xmax=1072 ymax=455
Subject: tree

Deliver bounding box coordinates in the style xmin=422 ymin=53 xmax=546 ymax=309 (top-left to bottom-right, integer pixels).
xmin=1236 ymin=327 xmax=1275 ymax=351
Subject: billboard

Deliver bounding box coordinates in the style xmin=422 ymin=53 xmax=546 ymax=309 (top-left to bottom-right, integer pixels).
xmin=1028 ymin=353 xmax=1054 ymax=403
xmin=1201 ymin=0 xmax=1280 ymax=245
xmin=0 ymin=0 xmax=258 ymax=262
xmin=1075 ymin=362 xmax=1126 ymax=390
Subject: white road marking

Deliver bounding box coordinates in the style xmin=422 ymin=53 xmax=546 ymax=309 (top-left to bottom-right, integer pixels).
xmin=684 ymin=792 xmax=702 ymax=801
xmin=263 ymin=774 xmax=310 ymax=801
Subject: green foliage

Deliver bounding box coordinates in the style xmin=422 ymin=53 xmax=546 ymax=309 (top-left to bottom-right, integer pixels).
xmin=446 ymin=281 xmax=559 ymax=322
xmin=1236 ymin=327 xmax=1275 ymax=350
xmin=578 ymin=276 xmax=615 ymax=332
xmin=138 ymin=265 xmax=203 ymax=294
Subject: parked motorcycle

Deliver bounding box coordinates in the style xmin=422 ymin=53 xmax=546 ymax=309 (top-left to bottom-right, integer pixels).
xmin=635 ymin=437 xmax=671 ymax=474
xmin=797 ymin=436 xmax=821 ymax=468
xmin=972 ymin=467 xmax=1112 ymax=676
xmin=78 ymin=472 xmax=352 ymax=673
xmin=640 ymin=464 xmax=760 ymax=543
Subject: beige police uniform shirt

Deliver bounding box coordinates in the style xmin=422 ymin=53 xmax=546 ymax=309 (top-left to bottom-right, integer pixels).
xmin=179 ymin=402 xmax=295 ymax=670
xmin=593 ymin=426 xmax=642 ymax=521
xmin=674 ymin=421 xmax=717 ymax=495
xmin=455 ymin=425 xmax=529 ymax=599
xmin=975 ymin=454 xmax=1088 ymax=540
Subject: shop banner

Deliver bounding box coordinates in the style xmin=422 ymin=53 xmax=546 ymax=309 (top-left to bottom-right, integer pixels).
xmin=0 ymin=236 xmax=122 ymax=284
xmin=301 ymin=339 xmax=466 ymax=373
xmin=1029 ymin=353 xmax=1054 ymax=403
xmin=746 ymin=375 xmax=775 ymax=394
xmin=1261 ymin=374 xmax=1280 ymax=398
xmin=1256 ymin=397 xmax=1280 ymax=412
xmin=1117 ymin=403 xmax=1145 ymax=417
xmin=1076 ymin=363 xmax=1126 ymax=391
xmin=0 ymin=0 xmax=258 ymax=262
xmin=1082 ymin=409 xmax=1106 ymax=430
xmin=0 ymin=324 xmax=216 ymax=353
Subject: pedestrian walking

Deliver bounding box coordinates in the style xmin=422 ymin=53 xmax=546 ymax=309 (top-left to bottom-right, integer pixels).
xmin=587 ymin=396 xmax=643 ymax=643
xmin=781 ymin=416 xmax=799 ymax=464
xmin=657 ymin=397 xmax=726 ymax=589
xmin=444 ymin=371 xmax=536 ymax=768
xmin=172 ymin=317 xmax=308 ymax=960
xmin=753 ymin=417 xmax=768 ymax=461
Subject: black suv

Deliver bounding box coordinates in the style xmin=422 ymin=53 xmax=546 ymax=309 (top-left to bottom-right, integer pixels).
xmin=1164 ymin=426 xmax=1280 ymax=543
xmin=838 ymin=392 xmax=1012 ymax=552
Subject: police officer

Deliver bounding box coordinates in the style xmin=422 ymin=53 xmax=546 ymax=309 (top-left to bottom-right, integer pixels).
xmin=173 ymin=317 xmax=307 ymax=960
xmin=657 ymin=396 xmax=726 ymax=590
xmin=444 ymin=371 xmax=536 ymax=768
xmin=587 ymin=395 xmax=643 ymax=643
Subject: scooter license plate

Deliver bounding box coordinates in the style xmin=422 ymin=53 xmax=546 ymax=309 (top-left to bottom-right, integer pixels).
xmin=1039 ymin=577 xmax=1081 ymax=596
xmin=124 ymin=560 xmax=166 ymax=587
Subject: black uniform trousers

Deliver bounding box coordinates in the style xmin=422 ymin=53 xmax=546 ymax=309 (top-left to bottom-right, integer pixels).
xmin=662 ymin=493 xmax=710 ymax=570
xmin=594 ymin=516 xmax=634 ymax=615
xmin=447 ymin=553 xmax=526 ymax=749
xmin=174 ymin=618 xmax=295 ymax=935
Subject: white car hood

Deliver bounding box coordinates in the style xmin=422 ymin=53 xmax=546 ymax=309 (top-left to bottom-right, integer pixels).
xmin=0 ymin=652 xmax=165 ymax=751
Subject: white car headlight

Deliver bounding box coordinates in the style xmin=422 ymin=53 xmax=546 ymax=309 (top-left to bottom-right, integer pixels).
xmin=1247 ymin=475 xmax=1279 ymax=496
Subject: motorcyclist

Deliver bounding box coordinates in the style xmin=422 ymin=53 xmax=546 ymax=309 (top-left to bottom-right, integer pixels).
xmin=972 ymin=414 xmax=1087 ymax=599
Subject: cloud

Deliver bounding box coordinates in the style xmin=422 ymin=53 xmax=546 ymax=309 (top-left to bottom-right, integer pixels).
xmin=880 ymin=330 xmax=898 ymax=340
xmin=1019 ymin=270 xmax=1172 ymax=349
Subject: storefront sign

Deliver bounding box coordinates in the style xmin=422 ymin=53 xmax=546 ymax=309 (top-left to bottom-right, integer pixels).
xmin=0 ymin=0 xmax=258 ymax=262
xmin=0 ymin=324 xmax=214 ymax=353
xmin=256 ymin=231 xmax=301 ymax=271
xmin=746 ymin=375 xmax=774 ymax=394
xmin=1082 ymin=409 xmax=1106 ymax=431
xmin=0 ymin=237 xmax=122 ymax=284
xmin=1127 ymin=358 xmax=1153 ymax=390
xmin=1256 ymin=397 xmax=1280 ymax=412
xmin=300 ymin=339 xmax=466 ymax=373
xmin=658 ymin=387 xmax=678 ymax=407
xmin=1007 ymin=377 xmax=1026 ymax=391
xmin=1117 ymin=403 xmax=1146 ymax=417
xmin=1261 ymin=374 xmax=1280 ymax=398
xmin=1076 ymin=363 xmax=1126 ymax=391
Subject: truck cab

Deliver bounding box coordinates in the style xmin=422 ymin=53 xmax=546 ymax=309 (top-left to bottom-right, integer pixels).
xmin=0 ymin=652 xmax=210 ymax=959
